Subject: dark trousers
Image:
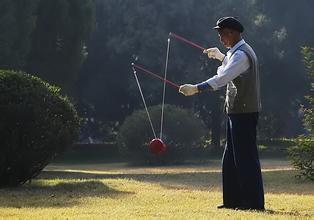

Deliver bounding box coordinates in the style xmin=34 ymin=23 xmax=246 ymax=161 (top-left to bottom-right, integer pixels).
xmin=222 ymin=112 xmax=264 ymax=209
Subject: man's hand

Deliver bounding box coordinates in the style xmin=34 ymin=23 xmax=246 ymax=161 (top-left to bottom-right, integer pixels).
xmin=203 ymin=47 xmax=225 ymax=61
xmin=179 ymin=84 xmax=199 ymax=96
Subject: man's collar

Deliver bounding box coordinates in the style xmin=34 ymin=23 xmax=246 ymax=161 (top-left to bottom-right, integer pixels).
xmin=227 ymin=39 xmax=246 ymax=57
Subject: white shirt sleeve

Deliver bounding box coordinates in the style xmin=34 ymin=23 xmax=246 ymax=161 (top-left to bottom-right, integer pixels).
xmin=204 ymin=50 xmax=250 ymax=91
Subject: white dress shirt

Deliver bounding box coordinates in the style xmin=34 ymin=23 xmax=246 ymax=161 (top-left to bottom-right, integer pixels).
xmin=201 ymin=39 xmax=250 ymax=91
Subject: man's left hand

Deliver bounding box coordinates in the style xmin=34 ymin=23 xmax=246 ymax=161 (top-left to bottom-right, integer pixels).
xmin=203 ymin=47 xmax=225 ymax=61
xmin=179 ymin=84 xmax=198 ymax=96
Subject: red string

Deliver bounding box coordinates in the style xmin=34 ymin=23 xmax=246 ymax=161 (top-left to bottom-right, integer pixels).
xmin=132 ymin=63 xmax=179 ymax=89
xmin=169 ymin=32 xmax=205 ymax=51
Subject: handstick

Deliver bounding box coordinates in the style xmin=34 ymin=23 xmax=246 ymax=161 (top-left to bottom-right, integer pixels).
xmin=131 ymin=63 xmax=179 ymax=89
xmin=169 ymin=32 xmax=205 ymax=51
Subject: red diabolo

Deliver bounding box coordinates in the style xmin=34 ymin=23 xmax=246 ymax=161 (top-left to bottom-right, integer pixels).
xmin=149 ymin=138 xmax=166 ymax=155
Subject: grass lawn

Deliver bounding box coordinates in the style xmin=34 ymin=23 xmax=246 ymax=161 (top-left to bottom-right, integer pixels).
xmin=0 ymin=159 xmax=313 ymax=219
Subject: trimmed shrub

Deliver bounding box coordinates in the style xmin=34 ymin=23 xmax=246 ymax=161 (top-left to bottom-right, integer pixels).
xmin=0 ymin=70 xmax=81 ymax=187
xmin=117 ymin=104 xmax=208 ymax=165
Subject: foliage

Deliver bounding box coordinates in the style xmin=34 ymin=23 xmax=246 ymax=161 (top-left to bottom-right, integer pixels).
xmin=257 ymin=138 xmax=296 ymax=157
xmin=0 ymin=0 xmax=95 ymax=96
xmin=288 ymin=47 xmax=314 ymax=181
xmin=117 ymin=104 xmax=208 ymax=165
xmin=0 ymin=0 xmax=38 ymax=69
xmin=27 ymin=0 xmax=95 ymax=95
xmin=54 ymin=143 xmax=119 ymax=163
xmin=80 ymin=0 xmax=314 ymax=141
xmin=258 ymin=111 xmax=281 ymax=139
xmin=288 ymin=138 xmax=314 ymax=180
xmin=0 ymin=70 xmax=81 ymax=187
xmin=1 ymin=0 xmax=314 ymax=144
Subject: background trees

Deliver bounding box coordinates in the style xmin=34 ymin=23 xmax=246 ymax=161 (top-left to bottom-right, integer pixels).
xmin=0 ymin=0 xmax=313 ymax=151
xmin=0 ymin=0 xmax=38 ymax=70
xmin=0 ymin=0 xmax=94 ymax=96
xmin=26 ymin=0 xmax=95 ymax=96
xmin=0 ymin=0 xmax=94 ymax=186
xmin=79 ymin=0 xmax=314 ymax=147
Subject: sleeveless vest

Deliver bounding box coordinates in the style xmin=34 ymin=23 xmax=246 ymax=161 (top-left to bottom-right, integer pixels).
xmin=225 ymin=43 xmax=262 ymax=114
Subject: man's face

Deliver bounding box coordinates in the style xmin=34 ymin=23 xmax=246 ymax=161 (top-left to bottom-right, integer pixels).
xmin=218 ymin=28 xmax=235 ymax=48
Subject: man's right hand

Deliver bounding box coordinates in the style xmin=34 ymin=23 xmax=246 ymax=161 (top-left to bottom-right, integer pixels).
xmin=179 ymin=84 xmax=198 ymax=96
xmin=203 ymin=47 xmax=225 ymax=61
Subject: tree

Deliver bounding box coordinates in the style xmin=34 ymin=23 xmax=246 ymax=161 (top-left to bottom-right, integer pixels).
xmin=288 ymin=47 xmax=314 ymax=180
xmin=0 ymin=0 xmax=95 ymax=97
xmin=0 ymin=0 xmax=38 ymax=70
xmin=27 ymin=0 xmax=95 ymax=96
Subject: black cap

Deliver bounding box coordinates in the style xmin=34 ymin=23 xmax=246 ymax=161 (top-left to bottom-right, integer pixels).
xmin=213 ymin=17 xmax=244 ymax=33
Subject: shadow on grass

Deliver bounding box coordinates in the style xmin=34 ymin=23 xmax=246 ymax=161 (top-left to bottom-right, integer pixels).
xmin=37 ymin=169 xmax=314 ymax=195
xmin=39 ymin=170 xmax=220 ymax=191
xmin=0 ymin=180 xmax=134 ymax=208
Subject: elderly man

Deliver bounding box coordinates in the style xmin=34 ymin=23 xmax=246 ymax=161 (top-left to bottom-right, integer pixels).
xmin=179 ymin=17 xmax=264 ymax=210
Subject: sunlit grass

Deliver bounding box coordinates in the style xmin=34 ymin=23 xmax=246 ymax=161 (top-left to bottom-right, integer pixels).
xmin=0 ymin=160 xmax=313 ymax=219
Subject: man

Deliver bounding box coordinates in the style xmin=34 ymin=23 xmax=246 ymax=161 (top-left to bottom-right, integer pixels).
xmin=179 ymin=17 xmax=265 ymax=210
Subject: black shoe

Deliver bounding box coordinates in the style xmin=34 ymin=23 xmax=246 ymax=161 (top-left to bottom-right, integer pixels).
xmin=217 ymin=204 xmax=236 ymax=209
xmin=217 ymin=205 xmax=226 ymax=209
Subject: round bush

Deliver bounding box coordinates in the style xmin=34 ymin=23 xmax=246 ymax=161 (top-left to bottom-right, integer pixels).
xmin=0 ymin=70 xmax=81 ymax=187
xmin=117 ymin=104 xmax=208 ymax=165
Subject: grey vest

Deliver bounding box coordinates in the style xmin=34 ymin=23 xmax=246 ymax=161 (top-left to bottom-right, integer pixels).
xmin=225 ymin=43 xmax=262 ymax=114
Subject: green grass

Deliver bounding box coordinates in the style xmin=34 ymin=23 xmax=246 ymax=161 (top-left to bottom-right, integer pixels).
xmin=0 ymin=160 xmax=313 ymax=219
